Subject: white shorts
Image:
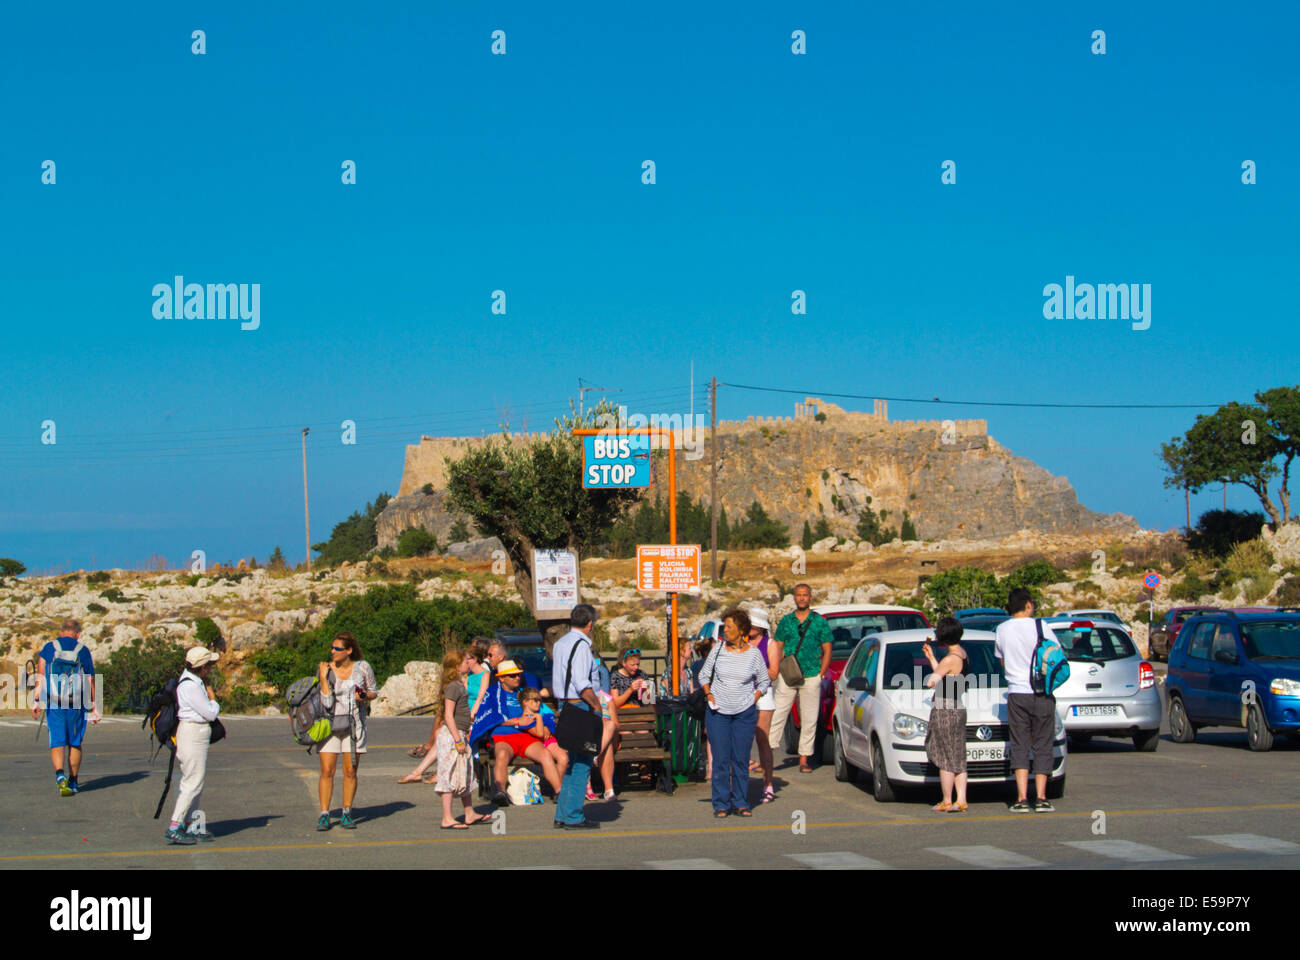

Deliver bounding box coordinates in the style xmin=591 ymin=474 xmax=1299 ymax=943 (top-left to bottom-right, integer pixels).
xmin=319 ymin=735 xmax=366 ymax=754
xmin=757 ymin=689 xmax=775 ymax=711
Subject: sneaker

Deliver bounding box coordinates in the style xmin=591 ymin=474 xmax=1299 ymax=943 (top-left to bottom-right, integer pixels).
xmin=57 ymin=775 xmax=73 ymax=798
xmin=188 ymin=829 xmax=215 ymax=842
xmin=1034 ymin=799 xmax=1055 ymax=813
xmin=164 ymin=827 xmax=197 ymax=845
xmin=340 ymin=810 xmax=357 ymax=830
xmin=316 ymin=814 xmax=331 ymax=832
xmin=1009 ymin=800 xmax=1032 ymax=813
xmin=68 ymin=778 xmax=79 ymax=795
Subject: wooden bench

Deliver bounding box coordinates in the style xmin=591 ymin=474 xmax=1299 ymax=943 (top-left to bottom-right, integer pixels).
xmin=605 ymin=705 xmax=674 ymax=795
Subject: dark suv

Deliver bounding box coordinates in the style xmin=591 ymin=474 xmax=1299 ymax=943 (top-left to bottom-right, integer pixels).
xmin=1165 ymin=611 xmax=1300 ymax=751
xmin=1148 ymin=606 xmax=1218 ymax=661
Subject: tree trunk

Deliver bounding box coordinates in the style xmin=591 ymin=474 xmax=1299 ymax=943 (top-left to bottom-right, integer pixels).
xmin=1248 ymin=481 xmax=1282 ymax=528
xmin=1280 ymin=454 xmax=1294 ymax=523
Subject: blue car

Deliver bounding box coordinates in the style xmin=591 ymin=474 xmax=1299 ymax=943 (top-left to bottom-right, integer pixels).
xmin=1165 ymin=611 xmax=1300 ymax=751
xmin=953 ymin=608 xmax=1007 ymax=621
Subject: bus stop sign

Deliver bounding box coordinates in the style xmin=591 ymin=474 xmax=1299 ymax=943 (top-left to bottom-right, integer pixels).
xmin=583 ymin=435 xmax=652 ymax=488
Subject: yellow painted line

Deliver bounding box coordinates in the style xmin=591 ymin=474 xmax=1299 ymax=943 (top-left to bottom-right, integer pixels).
xmin=2 ymin=802 xmax=1299 ymax=863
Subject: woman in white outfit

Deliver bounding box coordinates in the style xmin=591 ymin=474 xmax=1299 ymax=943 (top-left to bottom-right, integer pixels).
xmin=316 ymin=632 xmax=376 ymax=831
xmin=747 ymin=608 xmax=779 ymax=804
xmin=165 ymin=645 xmax=221 ymax=845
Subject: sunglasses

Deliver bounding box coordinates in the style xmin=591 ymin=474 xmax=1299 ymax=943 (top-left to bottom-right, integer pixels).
xmin=331 ymin=646 xmax=347 ymax=652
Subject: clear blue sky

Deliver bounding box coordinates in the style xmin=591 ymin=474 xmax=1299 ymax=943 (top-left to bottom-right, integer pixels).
xmin=3 ymin=2 xmax=1297 ymax=573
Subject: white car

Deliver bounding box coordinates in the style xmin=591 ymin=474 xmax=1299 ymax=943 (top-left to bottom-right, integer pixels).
xmin=831 ymin=628 xmax=1067 ymax=802
xmin=1058 ymin=608 xmax=1125 ymax=626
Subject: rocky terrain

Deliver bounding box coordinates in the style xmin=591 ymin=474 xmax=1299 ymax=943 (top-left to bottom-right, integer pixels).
xmin=3 ymin=524 xmax=1297 ymax=716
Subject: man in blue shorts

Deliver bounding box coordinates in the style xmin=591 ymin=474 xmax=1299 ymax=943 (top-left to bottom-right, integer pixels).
xmin=32 ymin=619 xmax=99 ymax=796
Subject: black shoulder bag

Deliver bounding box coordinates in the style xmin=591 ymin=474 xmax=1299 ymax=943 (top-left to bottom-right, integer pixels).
xmin=555 ymin=639 xmax=604 ymax=754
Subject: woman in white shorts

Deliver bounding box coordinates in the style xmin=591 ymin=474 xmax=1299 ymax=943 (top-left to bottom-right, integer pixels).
xmin=748 ymin=608 xmax=779 ymax=803
xmin=316 ymin=632 xmax=376 ymax=832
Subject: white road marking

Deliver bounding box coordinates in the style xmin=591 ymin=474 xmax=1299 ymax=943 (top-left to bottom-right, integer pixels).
xmin=646 ymin=858 xmax=733 ymax=870
xmin=1193 ymin=834 xmax=1300 ymax=855
xmin=926 ymin=845 xmax=1045 ymax=868
xmin=1060 ymin=840 xmax=1190 ymax=862
xmin=786 ymin=851 xmax=892 ymax=870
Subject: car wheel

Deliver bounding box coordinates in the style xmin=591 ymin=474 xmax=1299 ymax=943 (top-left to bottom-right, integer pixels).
xmin=870 ymin=738 xmax=895 ymax=803
xmin=833 ymin=726 xmax=858 ymax=783
xmin=1069 ymin=733 xmax=1092 ymax=748
xmin=1168 ymin=695 xmax=1196 ymax=743
xmin=1246 ymin=703 xmax=1275 ymax=752
xmin=1132 ymin=728 xmax=1160 ymax=752
xmin=820 ymin=730 xmax=835 ymax=765
xmin=1047 ymin=775 xmax=1065 ymax=799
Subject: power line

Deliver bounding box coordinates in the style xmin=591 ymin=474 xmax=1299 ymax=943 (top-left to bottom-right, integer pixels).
xmin=718 ymin=382 xmax=1227 ymax=411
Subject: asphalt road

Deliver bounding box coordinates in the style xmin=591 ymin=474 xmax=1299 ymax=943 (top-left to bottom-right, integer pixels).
xmin=2 ymin=691 xmax=1297 ymax=871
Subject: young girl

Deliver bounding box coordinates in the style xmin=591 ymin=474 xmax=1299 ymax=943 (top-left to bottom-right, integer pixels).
xmin=588 ymin=658 xmax=619 ymax=802
xmin=518 ymin=687 xmax=568 ymax=789
xmin=430 ymin=649 xmax=489 ymax=828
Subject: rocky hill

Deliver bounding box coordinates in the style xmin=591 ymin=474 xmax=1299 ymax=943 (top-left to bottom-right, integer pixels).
xmin=379 ymin=398 xmax=1135 ymax=547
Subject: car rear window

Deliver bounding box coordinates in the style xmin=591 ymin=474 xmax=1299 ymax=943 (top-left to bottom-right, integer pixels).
xmin=1239 ymin=621 xmax=1300 ymax=661
xmin=827 ymin=614 xmax=927 ymax=658
xmin=1050 ymin=625 xmax=1136 ymax=662
xmin=881 ymin=640 xmax=1005 ymax=689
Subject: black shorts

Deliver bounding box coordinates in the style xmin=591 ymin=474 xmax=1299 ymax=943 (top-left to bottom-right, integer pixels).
xmin=1007 ymin=693 xmax=1056 ymax=775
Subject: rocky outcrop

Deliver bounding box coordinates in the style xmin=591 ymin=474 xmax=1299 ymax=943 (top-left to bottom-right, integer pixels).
xmin=371 ymin=661 xmax=442 ymax=716
xmin=375 ymin=489 xmax=475 ymax=551
xmin=1262 ymin=522 xmax=1300 ymax=567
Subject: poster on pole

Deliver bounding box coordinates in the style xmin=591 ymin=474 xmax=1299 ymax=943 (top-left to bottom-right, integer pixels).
xmin=636 ymin=544 xmax=701 ymax=594
xmin=532 ymin=548 xmax=580 ymax=616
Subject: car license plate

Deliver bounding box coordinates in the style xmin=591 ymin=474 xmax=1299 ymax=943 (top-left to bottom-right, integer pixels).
xmin=1072 ymin=704 xmax=1120 ymax=717
xmin=966 ymin=745 xmax=1005 ymax=762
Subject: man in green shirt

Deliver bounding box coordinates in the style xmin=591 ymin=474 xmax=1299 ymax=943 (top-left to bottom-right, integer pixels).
xmin=769 ymin=584 xmax=832 ymax=773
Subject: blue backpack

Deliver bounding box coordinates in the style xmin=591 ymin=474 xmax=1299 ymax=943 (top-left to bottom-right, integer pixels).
xmin=1031 ymin=620 xmax=1071 ymax=696
xmin=46 ymin=639 xmax=89 ymax=710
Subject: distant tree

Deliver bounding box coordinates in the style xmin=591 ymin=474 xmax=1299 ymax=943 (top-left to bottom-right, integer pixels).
xmin=0 ymin=558 xmax=26 ymax=577
xmin=812 ymin=516 xmax=833 ymax=542
xmin=1187 ymin=509 xmax=1266 ymax=559
xmin=730 ymin=501 xmax=790 ymax=549
xmin=311 ymin=493 xmax=392 ymax=565
xmin=900 ymin=511 xmax=918 ymax=542
xmin=717 ymin=505 xmax=730 ymax=550
xmin=801 ymin=520 xmax=814 ymax=550
xmin=448 ymin=518 xmax=471 ymax=543
xmin=194 ymin=617 xmax=224 ymax=652
xmin=856 ymin=500 xmax=897 ymax=546
xmin=268 ymin=545 xmax=286 ymax=571
xmin=396 ymin=526 xmax=439 ymax=558
xmin=422 ymin=483 xmax=436 ymax=495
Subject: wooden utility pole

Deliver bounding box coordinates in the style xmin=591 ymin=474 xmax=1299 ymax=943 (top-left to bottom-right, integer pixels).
xmin=1185 ymin=486 xmax=1191 ymax=536
xmin=710 ymin=376 xmax=718 ymax=581
xmin=301 ymin=428 xmax=311 ymax=571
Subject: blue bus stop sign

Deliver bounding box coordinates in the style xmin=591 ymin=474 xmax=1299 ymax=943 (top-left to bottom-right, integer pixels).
xmin=583 ymin=435 xmax=652 ymax=489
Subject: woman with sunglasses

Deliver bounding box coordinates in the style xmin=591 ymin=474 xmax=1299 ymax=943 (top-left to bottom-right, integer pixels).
xmin=316 ymin=632 xmax=376 ymax=831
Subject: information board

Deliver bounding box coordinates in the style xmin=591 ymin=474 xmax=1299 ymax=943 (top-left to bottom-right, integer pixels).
xmin=636 ymin=544 xmax=701 ymax=593
xmin=533 ymin=548 xmax=580 ymax=615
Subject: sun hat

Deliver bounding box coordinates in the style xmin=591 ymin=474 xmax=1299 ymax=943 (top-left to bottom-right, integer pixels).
xmin=747 ymin=607 xmax=771 ymax=632
xmin=186 ymin=646 xmax=219 ymax=668
xmin=495 ymin=659 xmax=524 ymax=676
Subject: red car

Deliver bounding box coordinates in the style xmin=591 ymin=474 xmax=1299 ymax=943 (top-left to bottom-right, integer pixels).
xmin=1148 ymin=606 xmax=1219 ymax=661
xmin=783 ymin=604 xmax=931 ymax=762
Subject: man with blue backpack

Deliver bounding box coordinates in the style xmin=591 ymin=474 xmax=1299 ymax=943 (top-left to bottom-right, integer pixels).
xmin=994 ymin=589 xmax=1069 ymax=813
xmin=31 ymin=619 xmax=99 ymax=797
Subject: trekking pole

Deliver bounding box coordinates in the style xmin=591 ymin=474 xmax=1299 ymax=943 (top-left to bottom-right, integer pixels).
xmin=26 ymin=660 xmax=46 ymax=743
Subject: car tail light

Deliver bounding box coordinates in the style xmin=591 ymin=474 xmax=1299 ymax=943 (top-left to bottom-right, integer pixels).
xmin=1070 ymin=621 xmax=1094 ymax=629
xmin=1139 ymin=661 xmax=1155 ymax=690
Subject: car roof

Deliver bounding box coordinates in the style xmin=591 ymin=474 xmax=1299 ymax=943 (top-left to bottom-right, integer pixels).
xmin=1060 ymin=608 xmax=1121 ymax=616
xmin=1045 ymin=617 xmax=1132 ymax=634
xmin=814 ymin=604 xmax=926 ymax=616
xmin=864 ymin=628 xmax=998 ymax=644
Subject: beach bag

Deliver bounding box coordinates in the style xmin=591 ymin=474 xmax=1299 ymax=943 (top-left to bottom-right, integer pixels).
xmin=506 ymin=768 xmax=542 ymax=805
xmin=555 ymin=639 xmax=603 ymax=753
xmin=1031 ymin=620 xmax=1071 ymax=696
xmin=779 ymin=618 xmax=812 ymax=687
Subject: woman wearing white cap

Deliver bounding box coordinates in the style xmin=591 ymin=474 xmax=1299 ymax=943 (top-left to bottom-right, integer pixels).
xmin=746 ymin=607 xmax=779 ymax=804
xmin=165 ymin=645 xmax=221 ymax=845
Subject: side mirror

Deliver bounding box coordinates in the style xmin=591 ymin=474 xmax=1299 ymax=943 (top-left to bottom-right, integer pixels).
xmin=1214 ymin=649 xmax=1238 ymax=665
xmin=846 ymin=676 xmax=868 ymax=691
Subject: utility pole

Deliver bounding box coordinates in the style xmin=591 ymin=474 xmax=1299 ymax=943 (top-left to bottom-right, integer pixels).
xmin=1185 ymin=485 xmax=1191 ymax=536
xmin=301 ymin=428 xmax=311 ymax=571
xmin=710 ymin=376 xmax=718 ymax=581
xmin=578 ymin=378 xmax=620 ymax=418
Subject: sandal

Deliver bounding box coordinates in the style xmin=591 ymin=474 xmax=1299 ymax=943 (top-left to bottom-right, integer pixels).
xmin=736 ymin=808 xmax=752 ymax=817
xmin=714 ymin=809 xmax=729 ymax=818
xmin=439 ymin=822 xmax=469 ymax=830
xmin=408 ymin=745 xmax=430 ymax=759
xmin=932 ymin=801 xmax=954 ymax=812
xmin=761 ymin=785 xmax=775 ymax=804
xmin=949 ymin=802 xmax=968 ymax=813
xmin=397 ymin=773 xmax=423 ymax=783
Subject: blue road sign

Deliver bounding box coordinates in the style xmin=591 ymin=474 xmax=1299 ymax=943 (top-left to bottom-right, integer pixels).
xmin=583 ymin=435 xmax=652 ymax=489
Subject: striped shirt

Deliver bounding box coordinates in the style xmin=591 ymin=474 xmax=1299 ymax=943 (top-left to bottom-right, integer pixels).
xmin=699 ymin=643 xmax=770 ymax=715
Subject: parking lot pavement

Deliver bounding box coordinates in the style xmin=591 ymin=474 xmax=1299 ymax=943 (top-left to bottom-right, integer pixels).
xmin=1 ymin=713 xmax=1297 ymax=870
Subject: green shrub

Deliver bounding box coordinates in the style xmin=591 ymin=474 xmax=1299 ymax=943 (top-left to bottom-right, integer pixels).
xmin=186 ymin=574 xmax=203 ymax=587
xmin=422 ymin=483 xmax=436 ymax=495
xmin=220 ymin=685 xmax=272 ymax=714
xmin=86 ymin=602 xmax=108 ymax=614
xmin=1171 ymin=570 xmax=1209 ymax=602
xmin=100 ymin=588 xmax=131 ymax=603
xmin=396 ymin=526 xmax=439 ymax=558
xmin=100 ymin=636 xmax=186 ymax=713
xmin=250 ymin=584 xmax=533 ymax=696
xmin=448 ymin=518 xmax=471 ymax=542
xmin=900 ymin=512 xmax=918 ymax=542
xmin=1276 ymin=577 xmax=1300 ymax=606
xmin=1222 ymin=540 xmax=1273 ymax=585
xmin=1004 ymin=559 xmax=1066 ymax=591
xmin=730 ymin=501 xmax=790 ymax=549
xmin=43 ymin=587 xmax=65 ymax=599
xmin=1188 ymin=509 xmax=1266 ymax=559
xmin=86 ymin=572 xmax=110 ymax=586
xmin=924 ymin=567 xmax=1002 ymax=618
xmin=0 ymin=558 xmax=26 ymax=577
xmin=194 ymin=617 xmax=223 ymax=650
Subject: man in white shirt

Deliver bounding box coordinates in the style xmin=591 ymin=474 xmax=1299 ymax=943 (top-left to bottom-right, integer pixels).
xmin=550 ymin=604 xmax=603 ymax=829
xmin=994 ymin=589 xmax=1057 ymax=813
xmin=166 ymin=646 xmax=222 ymax=845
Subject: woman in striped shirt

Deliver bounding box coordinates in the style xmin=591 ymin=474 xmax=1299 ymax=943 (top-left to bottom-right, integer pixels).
xmin=700 ymin=608 xmax=771 ymax=818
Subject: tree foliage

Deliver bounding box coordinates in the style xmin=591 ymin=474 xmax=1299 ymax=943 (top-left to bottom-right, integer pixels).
xmin=605 ymin=492 xmax=713 ymax=558
xmin=396 ymin=526 xmax=439 ymax=558
xmin=100 ymin=636 xmax=187 ymax=713
xmin=1187 ymin=509 xmax=1266 ymax=559
xmin=0 ymin=558 xmax=26 ymax=577
xmin=311 ymin=493 xmax=392 ymax=565
xmin=856 ymin=499 xmax=897 ymax=546
xmin=730 ymin=501 xmax=790 ymax=549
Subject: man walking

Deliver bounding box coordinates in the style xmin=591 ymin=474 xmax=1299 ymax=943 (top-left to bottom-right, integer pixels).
xmin=995 ymin=588 xmax=1059 ymax=812
xmin=769 ymin=584 xmax=832 ymax=773
xmin=551 ymin=604 xmax=603 ymax=829
xmin=32 ymin=619 xmax=99 ymax=796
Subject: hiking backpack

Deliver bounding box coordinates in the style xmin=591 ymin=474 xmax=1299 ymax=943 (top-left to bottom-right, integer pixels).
xmin=1031 ymin=619 xmax=1071 ymax=696
xmin=47 ymin=640 xmax=88 ymax=710
xmin=286 ymin=671 xmax=356 ymax=752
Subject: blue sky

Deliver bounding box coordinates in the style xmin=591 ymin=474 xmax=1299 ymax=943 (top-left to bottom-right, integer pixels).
xmin=2 ymin=2 xmax=1297 ymax=572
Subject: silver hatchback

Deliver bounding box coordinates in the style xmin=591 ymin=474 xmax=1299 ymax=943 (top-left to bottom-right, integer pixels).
xmin=1046 ymin=619 xmax=1161 ymax=751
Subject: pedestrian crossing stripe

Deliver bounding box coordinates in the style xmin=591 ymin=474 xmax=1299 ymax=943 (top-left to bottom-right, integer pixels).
xmin=1059 ymin=840 xmax=1190 ymax=862
xmin=926 ymin=845 xmax=1046 ymax=868
xmin=1193 ymin=833 xmax=1300 ymax=855
xmin=785 ymin=851 xmax=891 ymax=870
xmin=646 ymin=858 xmax=733 ymax=870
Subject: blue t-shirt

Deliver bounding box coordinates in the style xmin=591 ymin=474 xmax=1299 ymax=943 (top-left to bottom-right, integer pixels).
xmin=39 ymin=636 xmax=95 ymax=710
xmin=490 ymin=688 xmax=526 ymax=736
